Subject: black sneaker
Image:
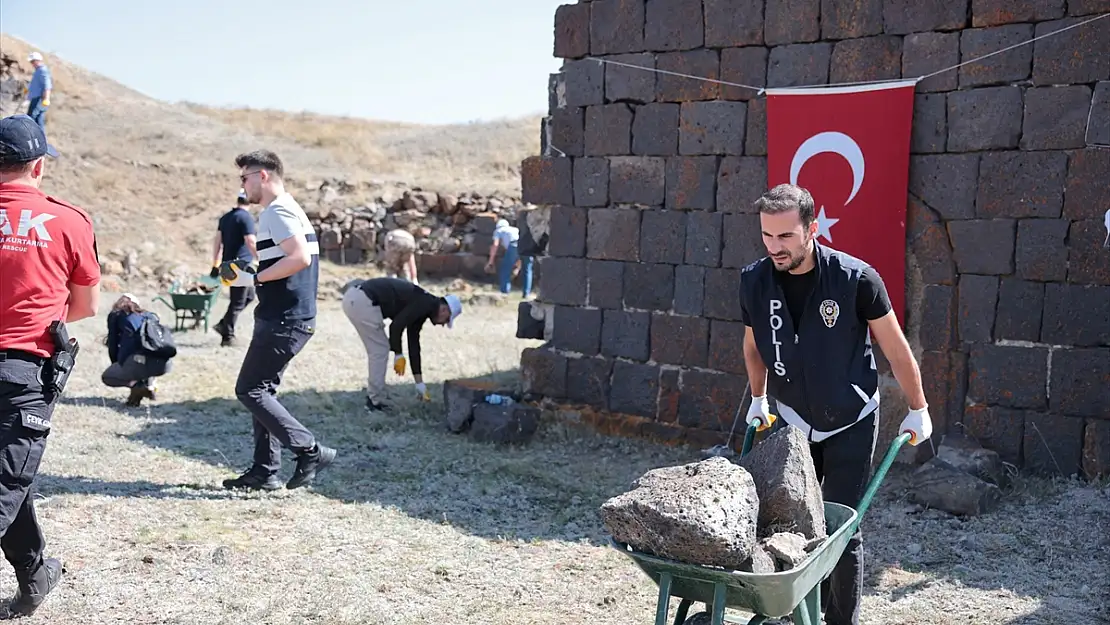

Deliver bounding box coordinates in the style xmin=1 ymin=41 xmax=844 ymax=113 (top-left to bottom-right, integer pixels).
xmin=222 ymin=468 xmax=283 ymax=491
xmin=6 ymin=557 xmax=63 ymax=618
xmin=365 ymin=398 xmax=389 ymax=412
xmin=286 ymin=444 xmax=337 ymax=490
xmin=125 ymin=385 xmax=145 ymax=407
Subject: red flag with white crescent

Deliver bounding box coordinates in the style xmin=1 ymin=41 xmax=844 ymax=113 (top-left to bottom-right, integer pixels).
xmin=764 ymin=80 xmax=917 ymax=327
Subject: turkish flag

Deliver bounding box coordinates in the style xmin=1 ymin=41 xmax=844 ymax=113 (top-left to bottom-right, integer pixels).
xmin=765 ymin=81 xmax=917 ymax=327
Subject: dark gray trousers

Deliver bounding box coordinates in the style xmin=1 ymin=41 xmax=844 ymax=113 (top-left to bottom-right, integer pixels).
xmin=234 ymin=317 xmax=317 ymax=473
xmin=101 ymin=354 xmax=171 ymax=388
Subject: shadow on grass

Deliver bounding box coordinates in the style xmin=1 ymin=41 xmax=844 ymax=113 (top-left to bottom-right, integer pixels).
xmin=54 ymin=367 xmax=697 ymax=547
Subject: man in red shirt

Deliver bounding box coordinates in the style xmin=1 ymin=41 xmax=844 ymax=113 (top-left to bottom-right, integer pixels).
xmin=0 ymin=114 xmax=100 ymax=616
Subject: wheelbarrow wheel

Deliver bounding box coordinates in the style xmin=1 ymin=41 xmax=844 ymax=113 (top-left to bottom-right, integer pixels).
xmin=683 ymin=613 xmax=711 ymax=625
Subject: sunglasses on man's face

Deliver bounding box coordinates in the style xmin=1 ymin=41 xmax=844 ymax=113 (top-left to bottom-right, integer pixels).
xmin=239 ymin=171 xmax=262 ymax=184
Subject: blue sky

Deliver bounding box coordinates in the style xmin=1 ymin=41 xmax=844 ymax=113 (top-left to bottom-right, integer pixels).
xmin=1 ymin=0 xmax=569 ymax=124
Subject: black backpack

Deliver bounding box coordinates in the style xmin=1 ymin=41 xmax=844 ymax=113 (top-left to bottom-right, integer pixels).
xmin=138 ymin=313 xmax=178 ymax=359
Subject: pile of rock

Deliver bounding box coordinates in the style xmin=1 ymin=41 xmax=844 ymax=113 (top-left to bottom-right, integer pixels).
xmin=909 ymin=432 xmax=1008 ymax=517
xmin=600 ymin=425 xmax=828 ymax=573
xmin=304 ymin=180 xmax=539 ymax=266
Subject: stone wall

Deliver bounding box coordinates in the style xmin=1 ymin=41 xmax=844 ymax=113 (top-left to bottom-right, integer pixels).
xmin=518 ymin=0 xmax=1110 ymax=478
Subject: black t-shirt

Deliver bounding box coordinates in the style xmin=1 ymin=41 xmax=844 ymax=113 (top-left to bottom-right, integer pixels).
xmin=218 ymin=207 xmax=256 ymax=262
xmin=741 ymin=265 xmax=892 ymax=329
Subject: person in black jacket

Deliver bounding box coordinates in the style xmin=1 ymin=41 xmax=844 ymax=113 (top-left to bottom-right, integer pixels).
xmin=101 ymin=294 xmax=172 ymax=407
xmin=739 ymin=183 xmax=931 ymax=625
xmin=340 ymin=277 xmax=462 ymax=411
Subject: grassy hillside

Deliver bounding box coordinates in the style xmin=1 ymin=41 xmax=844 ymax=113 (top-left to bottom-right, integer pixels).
xmin=0 ymin=34 xmax=541 ymax=283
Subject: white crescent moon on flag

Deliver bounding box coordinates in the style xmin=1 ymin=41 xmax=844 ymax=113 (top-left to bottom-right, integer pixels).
xmin=789 ymin=131 xmax=865 ymax=205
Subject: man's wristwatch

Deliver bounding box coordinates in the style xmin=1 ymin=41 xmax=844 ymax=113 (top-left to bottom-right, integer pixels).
xmin=253 ymin=273 xmax=263 ymax=287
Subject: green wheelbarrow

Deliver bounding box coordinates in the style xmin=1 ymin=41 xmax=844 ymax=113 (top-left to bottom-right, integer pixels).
xmin=153 ymin=275 xmax=223 ymax=332
xmin=610 ymin=422 xmax=912 ymax=625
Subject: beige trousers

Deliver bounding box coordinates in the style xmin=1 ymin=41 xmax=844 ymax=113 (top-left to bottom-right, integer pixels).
xmin=341 ymin=287 xmax=391 ymax=402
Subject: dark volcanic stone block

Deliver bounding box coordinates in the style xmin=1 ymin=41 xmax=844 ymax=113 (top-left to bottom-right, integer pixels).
xmin=564 ymin=59 xmax=606 ymax=108
xmin=677 ymin=369 xmax=747 ymax=430
xmin=609 ymin=361 xmax=660 ymax=417
xmin=1042 ymin=284 xmax=1110 ymax=347
xmin=947 ymin=219 xmax=1015 ymax=275
xmin=1063 ymin=149 xmax=1110 ymax=221
xmin=1032 ymin=17 xmax=1110 ymax=85
xmin=1067 ymin=219 xmax=1110 ymax=286
xmin=574 ymin=157 xmax=610 ymax=207
xmin=650 ymin=313 xmax=710 ymax=367
xmin=721 ymin=214 xmax=765 ymax=269
xmin=1023 ymin=413 xmax=1083 ymax=477
xmin=604 ymin=53 xmax=657 ymax=104
xmin=674 ymin=265 xmax=707 ymax=316
xmin=624 ymin=263 xmax=676 ymax=311
xmin=719 ymin=47 xmax=768 ymax=102
xmin=609 ymin=156 xmax=666 ymax=206
xmin=548 ymin=205 xmax=588 ymax=257
xmin=657 ymin=50 xmax=721 ymax=102
xmin=708 ymin=320 xmax=747 ymax=375
xmin=976 ymin=151 xmax=1067 ymax=219
xmin=632 ymin=103 xmax=680 ymax=156
xmin=521 ymin=156 xmax=574 ymax=206
xmin=958 ymin=274 xmax=999 ymax=343
xmin=906 ymin=195 xmax=957 ymax=285
xmin=946 ymin=87 xmax=1023 ymax=152
xmin=902 ymin=32 xmax=959 ymax=93
xmin=585 ymin=104 xmax=633 ymax=156
xmin=590 ymin=0 xmax=646 ymax=55
xmin=911 ymin=94 xmax=947 ymax=154
xmin=704 ymin=0 xmax=765 ymax=47
xmin=745 ymin=98 xmax=766 ymax=156
xmin=588 ymin=260 xmax=624 ymax=309
xmin=908 ymin=155 xmax=979 ymax=220
xmin=764 ymin=0 xmax=821 ymax=46
xmin=1020 ymin=86 xmax=1093 ymax=151
xmin=552 ymin=306 xmax=603 ymax=355
xmin=521 ymin=347 xmax=568 ymax=399
xmin=679 ymin=101 xmax=747 ymax=155
xmin=704 ymin=268 xmax=744 ymax=321
xmin=919 ymin=284 xmax=956 ymax=350
xmin=1050 ymin=348 xmax=1110 ymax=418
xmin=971 ymin=0 xmax=1065 ymax=26
xmin=968 ymin=344 xmax=1049 ymax=410
xmin=601 ymin=310 xmax=652 ymax=361
xmin=549 ymin=107 xmax=584 ymax=157
xmin=821 ymin=0 xmax=883 ymax=39
xmin=717 ymin=157 xmax=767 ymax=213
xmin=640 ymin=210 xmax=688 ymax=264
xmin=644 ymin=0 xmax=704 ymax=52
xmin=666 ymin=156 xmax=719 ymax=210
xmin=766 ymin=43 xmax=832 ymax=88
xmin=958 ymin=25 xmax=1033 ymax=88
xmin=685 ymin=211 xmax=723 ymax=267
xmin=1015 ymin=219 xmax=1069 ymax=282
xmin=554 ymin=3 xmax=591 ymax=59
xmin=994 ymin=279 xmax=1045 ymax=342
xmin=829 ymin=35 xmax=902 ymax=83
xmin=587 ymin=208 xmax=642 ymax=261
xmin=883 ymin=0 xmax=970 ymax=34
xmin=566 ymin=356 xmax=613 ymax=409
xmin=1088 ymin=82 xmax=1110 ymax=147
xmin=539 ymin=257 xmax=588 ymax=305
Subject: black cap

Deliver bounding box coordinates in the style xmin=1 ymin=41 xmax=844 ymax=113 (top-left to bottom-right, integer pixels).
xmin=0 ymin=115 xmax=58 ymax=165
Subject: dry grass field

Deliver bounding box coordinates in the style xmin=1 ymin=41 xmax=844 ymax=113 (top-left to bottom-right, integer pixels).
xmin=13 ymin=277 xmax=1109 ymax=625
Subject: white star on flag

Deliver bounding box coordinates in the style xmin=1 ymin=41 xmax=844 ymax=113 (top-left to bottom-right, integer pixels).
xmin=815 ymin=206 xmax=839 ymax=243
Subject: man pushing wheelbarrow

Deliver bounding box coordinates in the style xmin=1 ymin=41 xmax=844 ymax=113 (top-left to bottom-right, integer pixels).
xmin=609 ymin=184 xmax=933 ymax=625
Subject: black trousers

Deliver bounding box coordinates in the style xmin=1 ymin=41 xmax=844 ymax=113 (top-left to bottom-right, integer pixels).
xmin=218 ymin=286 xmax=256 ymax=338
xmin=810 ymin=412 xmax=879 ymax=625
xmin=234 ymin=318 xmax=317 ymax=473
xmin=0 ymin=355 xmax=55 ymax=586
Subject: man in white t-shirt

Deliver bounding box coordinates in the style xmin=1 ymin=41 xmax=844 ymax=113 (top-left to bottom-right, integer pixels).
xmin=219 ymin=149 xmax=337 ymax=492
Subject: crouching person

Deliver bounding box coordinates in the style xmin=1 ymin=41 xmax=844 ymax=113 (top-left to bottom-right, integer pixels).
xmin=101 ymin=294 xmax=173 ymax=406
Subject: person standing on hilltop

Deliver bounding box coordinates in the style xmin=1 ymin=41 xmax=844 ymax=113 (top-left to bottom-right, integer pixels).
xmin=0 ymin=114 xmax=101 ymax=616
xmin=218 ymin=149 xmax=336 ymax=491
xmin=25 ymin=53 xmax=52 ymax=130
xmin=209 ymin=189 xmax=258 ymax=346
xmin=382 ymin=228 xmax=419 ymax=284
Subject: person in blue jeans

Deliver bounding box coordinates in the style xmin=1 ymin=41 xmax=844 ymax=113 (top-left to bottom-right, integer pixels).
xmin=25 ymin=53 xmax=52 ymax=130
xmin=485 ymin=219 xmax=534 ymax=297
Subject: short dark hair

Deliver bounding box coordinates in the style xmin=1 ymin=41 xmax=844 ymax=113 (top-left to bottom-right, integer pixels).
xmin=0 ymin=160 xmax=35 ymax=176
xmin=237 ymin=196 xmax=249 ymax=206
xmin=754 ymin=184 xmax=816 ymax=227
xmin=235 ymin=149 xmax=284 ymax=179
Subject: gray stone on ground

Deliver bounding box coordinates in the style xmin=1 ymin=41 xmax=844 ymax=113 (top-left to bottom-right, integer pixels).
xmin=910 ymin=457 xmax=1003 ymax=517
xmin=936 ymin=431 xmax=1010 ymax=488
xmin=739 ymin=424 xmax=827 ymax=539
xmin=469 ymin=403 xmax=540 ymax=445
xmin=762 ymin=532 xmax=809 ymax=571
xmin=601 ymin=456 xmax=760 ymax=569
xmin=442 ymin=380 xmax=485 ymax=433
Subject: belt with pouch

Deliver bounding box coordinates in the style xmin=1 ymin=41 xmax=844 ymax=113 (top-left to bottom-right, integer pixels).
xmin=0 ymin=350 xmax=48 ymax=366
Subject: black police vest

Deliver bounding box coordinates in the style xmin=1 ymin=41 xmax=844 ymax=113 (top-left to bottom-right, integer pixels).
xmin=740 ymin=243 xmax=879 ymax=433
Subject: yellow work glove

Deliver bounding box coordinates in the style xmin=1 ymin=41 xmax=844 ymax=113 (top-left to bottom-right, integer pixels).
xmin=218 ymin=259 xmax=256 ymax=287
xmin=393 ymin=354 xmax=407 ymax=376
xmin=414 ymin=382 xmax=430 ymax=402
xmin=41 ymin=98 xmax=49 ymax=107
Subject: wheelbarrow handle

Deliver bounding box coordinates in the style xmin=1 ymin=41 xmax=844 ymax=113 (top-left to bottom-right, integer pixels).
xmin=153 ymin=295 xmax=174 ymax=311
xmin=737 ymin=418 xmax=913 ymax=532
xmin=738 ymin=414 xmax=777 ymax=459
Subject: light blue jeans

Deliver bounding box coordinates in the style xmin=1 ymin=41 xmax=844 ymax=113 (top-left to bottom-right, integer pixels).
xmin=498 ymin=241 xmax=533 ymax=297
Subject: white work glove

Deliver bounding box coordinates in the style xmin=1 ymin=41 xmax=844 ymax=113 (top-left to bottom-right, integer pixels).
xmin=899 ymin=405 xmax=933 ymax=446
xmin=414 ymin=382 xmax=430 ymax=402
xmin=745 ymin=395 xmax=776 ymax=431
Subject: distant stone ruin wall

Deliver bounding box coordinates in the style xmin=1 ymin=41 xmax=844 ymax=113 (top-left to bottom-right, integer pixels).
xmin=518 ymin=0 xmax=1110 ymax=478
xmin=305 ymin=185 xmax=546 ymax=284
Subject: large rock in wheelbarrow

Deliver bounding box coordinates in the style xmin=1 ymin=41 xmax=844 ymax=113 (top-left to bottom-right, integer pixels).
xmin=739 ymin=424 xmax=827 ymax=540
xmin=600 ymin=456 xmax=760 ymax=569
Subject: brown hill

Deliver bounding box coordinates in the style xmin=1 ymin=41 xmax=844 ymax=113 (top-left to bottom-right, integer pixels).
xmin=0 ymin=33 xmax=541 ymax=283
